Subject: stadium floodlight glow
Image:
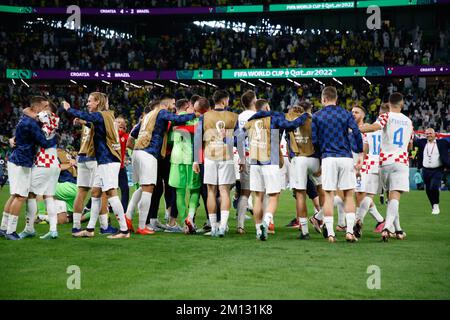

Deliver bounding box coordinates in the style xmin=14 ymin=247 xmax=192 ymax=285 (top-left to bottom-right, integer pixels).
xmin=121 ymin=80 xmax=129 ymax=85
xmin=179 ymin=82 xmax=189 ymax=87
xmin=21 ymin=79 xmax=30 ymax=87
xmin=153 ymin=82 xmax=164 ymax=88
xmin=144 ymin=80 xmax=153 ymax=85
xmin=12 ymin=79 xmax=16 ymax=85
xmin=258 ymin=79 xmax=266 ymax=84
xmin=206 ymin=82 xmax=217 ymax=88
xmin=287 ymin=78 xmax=294 ymax=83
xmin=83 ymin=85 xmax=87 ymax=88
xmin=293 ymin=81 xmax=301 ymax=86
xmin=246 ymin=81 xmax=256 ymax=87
xmin=129 ymin=82 xmax=141 ymax=88
xmin=240 ymin=79 xmax=248 ymax=84
xmin=266 ymin=81 xmax=272 ymax=86
xmin=70 ymin=80 xmax=77 ymax=84
xmin=363 ymin=77 xmax=372 ymax=85
xmin=198 ymin=80 xmax=206 ymax=84
xmin=332 ymin=77 xmax=343 ymax=85
xmin=101 ymin=80 xmax=111 ymax=85
xmin=169 ymin=80 xmax=179 ymax=85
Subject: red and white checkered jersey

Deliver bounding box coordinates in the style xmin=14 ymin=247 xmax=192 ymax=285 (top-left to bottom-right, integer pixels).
xmin=35 ymin=147 xmax=59 ymax=168
xmin=376 ymin=112 xmax=413 ymax=167
xmin=362 ymin=130 xmax=381 ymax=174
xmin=35 ymin=112 xmax=60 ymax=168
xmin=39 ymin=112 xmax=60 ymax=139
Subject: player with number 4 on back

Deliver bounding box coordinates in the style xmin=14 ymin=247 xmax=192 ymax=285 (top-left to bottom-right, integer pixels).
xmin=360 ymin=93 xmax=414 ymax=242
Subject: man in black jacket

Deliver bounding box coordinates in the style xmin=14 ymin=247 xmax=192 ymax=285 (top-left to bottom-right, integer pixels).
xmin=414 ymin=128 xmax=450 ymax=215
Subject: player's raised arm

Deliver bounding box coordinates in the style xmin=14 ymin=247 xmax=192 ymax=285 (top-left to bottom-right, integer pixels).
xmin=62 ymin=101 xmax=103 ymax=124
xmin=160 ymin=109 xmax=195 ymax=125
xmin=274 ymin=112 xmax=310 ymax=131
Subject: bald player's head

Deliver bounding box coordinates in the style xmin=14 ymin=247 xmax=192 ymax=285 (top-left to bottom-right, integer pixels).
xmin=425 ymin=127 xmax=436 ymax=142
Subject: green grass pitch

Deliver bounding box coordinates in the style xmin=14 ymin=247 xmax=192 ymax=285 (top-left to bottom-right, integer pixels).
xmin=0 ymin=187 xmax=449 ymax=300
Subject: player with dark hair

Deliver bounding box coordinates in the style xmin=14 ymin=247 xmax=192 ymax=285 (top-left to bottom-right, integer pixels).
xmin=361 ymin=93 xmax=414 ymax=241
xmin=1 ymin=96 xmax=56 ymax=240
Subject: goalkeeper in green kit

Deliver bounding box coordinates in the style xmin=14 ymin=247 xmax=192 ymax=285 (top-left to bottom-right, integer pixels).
xmin=168 ymin=99 xmax=201 ymax=234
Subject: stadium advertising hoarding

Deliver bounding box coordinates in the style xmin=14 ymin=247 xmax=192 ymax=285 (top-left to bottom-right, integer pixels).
xmin=6 ymin=69 xmax=214 ymax=81
xmin=385 ymin=65 xmax=450 ymax=76
xmin=0 ymin=5 xmax=261 ymax=15
xmin=222 ymin=67 xmax=385 ymax=79
xmin=0 ymin=1 xmax=440 ymax=15
xmin=6 ymin=69 xmax=158 ymax=80
xmin=270 ymin=2 xmax=355 ymax=12
xmin=7 ymin=66 xmax=450 ymax=81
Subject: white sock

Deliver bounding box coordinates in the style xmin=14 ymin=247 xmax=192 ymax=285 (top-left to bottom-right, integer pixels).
xmin=108 ymin=195 xmax=128 ymax=232
xmin=357 ymin=197 xmax=372 ymax=223
xmin=237 ymin=195 xmax=248 ymax=229
xmin=299 ymin=217 xmax=309 ymax=235
xmin=25 ymin=199 xmax=37 ymax=233
xmin=45 ymin=198 xmax=57 ymax=232
xmin=263 ymin=212 xmax=273 ymax=226
xmin=126 ymin=187 xmax=142 ymax=220
xmin=385 ymin=199 xmax=399 ymax=232
xmin=73 ymin=212 xmax=82 ymax=229
xmin=209 ymin=213 xmax=217 ymax=232
xmin=1 ymin=212 xmax=10 ymax=230
xmin=368 ymin=204 xmax=384 ymax=223
xmin=394 ymin=211 xmax=402 ymax=232
xmin=137 ymin=192 xmax=152 ymax=230
xmin=219 ymin=210 xmax=229 ymax=231
xmin=99 ymin=214 xmax=109 ymax=230
xmin=334 ymin=196 xmax=346 ymax=226
xmin=323 ymin=216 xmax=335 ymax=237
xmin=7 ymin=214 xmax=19 ymax=234
xmin=87 ymin=197 xmax=101 ymax=230
xmin=188 ymin=208 xmax=196 ymax=222
xmin=255 ymin=223 xmax=262 ymax=236
xmin=346 ymin=213 xmax=356 ymax=234
xmin=247 ymin=195 xmax=253 ymax=211
xmin=315 ymin=208 xmax=324 ymax=221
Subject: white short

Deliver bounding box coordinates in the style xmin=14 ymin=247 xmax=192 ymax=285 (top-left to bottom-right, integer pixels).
xmin=250 ymin=165 xmax=282 ymax=194
xmin=132 ymin=150 xmax=158 ymax=185
xmin=7 ymin=162 xmax=31 ymax=197
xmin=322 ymin=157 xmax=356 ymax=191
xmin=290 ymin=156 xmax=321 ymax=190
xmin=204 ymin=158 xmax=235 ymax=186
xmin=361 ymin=173 xmax=381 ymax=195
xmin=93 ymin=162 xmax=120 ymax=192
xmin=380 ymin=163 xmax=410 ymax=193
xmin=31 ymin=166 xmax=61 ymax=196
xmin=55 ymin=199 xmax=67 ymax=214
xmin=77 ymin=160 xmax=97 ymax=188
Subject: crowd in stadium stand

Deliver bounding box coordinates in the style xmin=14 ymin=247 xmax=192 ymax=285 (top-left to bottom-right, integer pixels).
xmin=1 ymin=22 xmax=448 ymax=71
xmin=9 ymin=0 xmax=354 ymax=8
xmin=1 ymin=80 xmax=449 ymax=153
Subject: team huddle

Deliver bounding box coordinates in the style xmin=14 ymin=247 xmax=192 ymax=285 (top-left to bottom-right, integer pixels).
xmin=0 ymin=86 xmax=414 ymax=243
